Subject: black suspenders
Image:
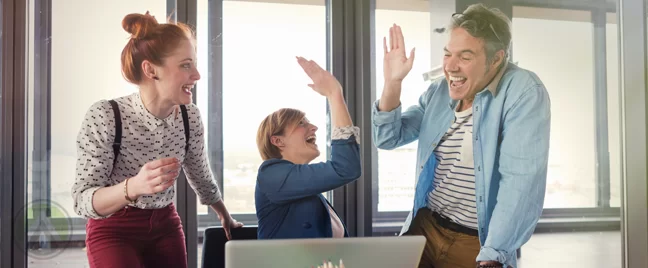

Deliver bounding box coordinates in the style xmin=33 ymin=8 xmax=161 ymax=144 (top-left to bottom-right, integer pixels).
xmin=108 ymin=99 xmax=190 ymax=166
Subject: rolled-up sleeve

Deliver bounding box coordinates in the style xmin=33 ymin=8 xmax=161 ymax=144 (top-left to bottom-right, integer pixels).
xmin=371 ymin=84 xmax=438 ymax=150
xmin=71 ymin=100 xmax=116 ymax=219
xmin=182 ymin=104 xmax=222 ymax=206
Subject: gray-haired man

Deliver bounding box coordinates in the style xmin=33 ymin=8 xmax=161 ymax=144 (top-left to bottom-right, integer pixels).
xmin=372 ymin=4 xmax=550 ymax=268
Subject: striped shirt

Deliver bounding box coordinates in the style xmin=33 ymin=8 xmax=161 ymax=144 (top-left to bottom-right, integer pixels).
xmin=427 ymin=106 xmax=477 ymax=229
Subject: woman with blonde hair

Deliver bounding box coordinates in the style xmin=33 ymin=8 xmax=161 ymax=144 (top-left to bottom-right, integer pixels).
xmin=254 ymin=57 xmax=361 ymax=239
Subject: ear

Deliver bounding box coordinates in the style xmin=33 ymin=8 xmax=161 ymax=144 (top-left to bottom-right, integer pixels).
xmin=141 ymin=60 xmax=159 ymax=80
xmin=270 ymin=136 xmax=285 ymax=148
xmin=491 ymin=50 xmax=505 ymax=69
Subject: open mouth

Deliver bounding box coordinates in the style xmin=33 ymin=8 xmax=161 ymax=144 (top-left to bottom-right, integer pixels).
xmin=306 ymin=135 xmax=317 ymax=146
xmin=182 ymin=84 xmax=194 ymax=95
xmin=449 ymin=76 xmax=467 ymax=89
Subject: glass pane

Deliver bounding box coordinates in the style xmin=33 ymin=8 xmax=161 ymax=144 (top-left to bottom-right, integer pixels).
xmin=374 ymin=1 xmax=431 ymax=214
xmin=512 ymin=7 xmax=597 ymax=208
xmin=196 ymin=0 xmax=329 ymax=264
xmin=26 ymin=1 xmax=170 ymax=267
xmin=606 ymin=12 xmax=621 ymax=208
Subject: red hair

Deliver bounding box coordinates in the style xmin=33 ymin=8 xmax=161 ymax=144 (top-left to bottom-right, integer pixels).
xmin=120 ymin=11 xmax=195 ymax=84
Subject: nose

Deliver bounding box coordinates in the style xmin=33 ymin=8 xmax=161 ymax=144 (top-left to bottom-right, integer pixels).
xmin=309 ymin=124 xmax=318 ymax=132
xmin=192 ymin=68 xmax=201 ymax=81
xmin=444 ymin=56 xmax=459 ymax=73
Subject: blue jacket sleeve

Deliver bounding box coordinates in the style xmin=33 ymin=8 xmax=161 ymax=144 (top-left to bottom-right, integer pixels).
xmin=257 ymin=130 xmax=361 ymax=205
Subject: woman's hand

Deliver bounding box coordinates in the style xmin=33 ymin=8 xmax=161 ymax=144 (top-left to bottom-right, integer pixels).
xmin=296 ymin=56 xmax=343 ymax=98
xmin=220 ymin=215 xmax=244 ymax=240
xmin=128 ymin=157 xmax=181 ymax=199
xmin=210 ymin=200 xmax=244 ymax=240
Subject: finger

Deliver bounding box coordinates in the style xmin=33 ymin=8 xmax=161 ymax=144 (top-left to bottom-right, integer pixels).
xmin=146 ymin=157 xmax=179 ymax=170
xmin=151 ymin=176 xmax=177 ymax=193
xmin=339 ymin=259 xmax=344 ymax=268
xmin=389 ymin=25 xmax=395 ymax=50
xmin=407 ymin=47 xmax=416 ymax=66
xmin=383 ymin=36 xmax=388 ymax=55
xmin=305 ymin=60 xmax=318 ymax=74
xmin=309 ymin=60 xmax=325 ymax=72
xmin=396 ymin=25 xmax=406 ymax=51
xmin=235 ymin=221 xmax=244 ymax=227
xmin=299 ymin=59 xmax=316 ymax=76
xmin=297 ymin=57 xmax=310 ymax=71
xmin=151 ymin=170 xmax=180 ymax=185
xmin=224 ymin=227 xmax=232 ymax=240
xmin=152 ymin=162 xmax=181 ymax=177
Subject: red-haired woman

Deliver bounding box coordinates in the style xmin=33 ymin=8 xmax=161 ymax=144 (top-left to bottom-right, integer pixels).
xmin=71 ymin=11 xmax=242 ymax=268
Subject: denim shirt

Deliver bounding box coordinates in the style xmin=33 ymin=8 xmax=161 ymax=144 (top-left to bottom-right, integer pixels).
xmin=371 ymin=63 xmax=550 ymax=267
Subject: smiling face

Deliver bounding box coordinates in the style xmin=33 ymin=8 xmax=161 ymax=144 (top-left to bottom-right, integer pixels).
xmin=443 ymin=27 xmax=503 ymax=104
xmin=145 ymin=39 xmax=200 ymax=106
xmin=271 ymin=117 xmax=320 ymax=165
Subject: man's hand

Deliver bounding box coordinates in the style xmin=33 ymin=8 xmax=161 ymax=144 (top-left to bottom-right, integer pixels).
xmin=383 ymin=24 xmax=415 ymax=84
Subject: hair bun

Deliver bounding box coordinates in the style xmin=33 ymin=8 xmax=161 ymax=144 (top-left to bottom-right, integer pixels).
xmin=122 ymin=11 xmax=158 ymax=39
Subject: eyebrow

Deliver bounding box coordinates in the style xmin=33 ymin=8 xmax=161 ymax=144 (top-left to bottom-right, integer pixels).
xmin=180 ymin=58 xmax=193 ymax=62
xmin=443 ymin=47 xmax=476 ymax=55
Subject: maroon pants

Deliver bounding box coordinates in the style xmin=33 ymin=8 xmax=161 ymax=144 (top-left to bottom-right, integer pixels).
xmin=85 ymin=203 xmax=187 ymax=268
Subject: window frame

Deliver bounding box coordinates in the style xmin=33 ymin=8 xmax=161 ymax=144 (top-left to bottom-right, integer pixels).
xmin=15 ymin=1 xmax=648 ymax=267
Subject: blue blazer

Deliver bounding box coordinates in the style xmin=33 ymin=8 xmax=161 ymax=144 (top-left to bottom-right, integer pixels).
xmin=255 ymin=135 xmax=361 ymax=239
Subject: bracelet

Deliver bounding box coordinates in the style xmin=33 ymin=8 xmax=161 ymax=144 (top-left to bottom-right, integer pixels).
xmin=124 ymin=178 xmax=137 ymax=204
xmin=476 ymin=263 xmax=503 ymax=268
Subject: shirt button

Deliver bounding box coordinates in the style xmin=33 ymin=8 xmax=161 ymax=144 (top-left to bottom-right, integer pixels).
xmin=478 ymin=166 xmax=481 ymax=171
xmin=432 ymin=143 xmax=437 ymax=147
xmin=420 ymin=165 xmax=424 ymax=169
xmin=476 ymin=106 xmax=479 ymax=111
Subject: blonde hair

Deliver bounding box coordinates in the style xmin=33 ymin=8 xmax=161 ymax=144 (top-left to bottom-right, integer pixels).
xmin=256 ymin=108 xmax=306 ymax=160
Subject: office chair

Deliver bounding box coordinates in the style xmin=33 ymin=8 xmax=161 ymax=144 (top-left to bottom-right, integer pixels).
xmin=200 ymin=226 xmax=258 ymax=268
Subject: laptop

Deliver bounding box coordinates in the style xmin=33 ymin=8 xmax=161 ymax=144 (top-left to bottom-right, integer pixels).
xmin=224 ymin=236 xmax=426 ymax=268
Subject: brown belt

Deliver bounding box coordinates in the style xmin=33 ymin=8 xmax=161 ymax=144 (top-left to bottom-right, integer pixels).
xmin=431 ymin=210 xmax=479 ymax=237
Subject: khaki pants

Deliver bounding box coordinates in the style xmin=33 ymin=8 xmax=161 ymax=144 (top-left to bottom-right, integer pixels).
xmin=403 ymin=208 xmax=481 ymax=268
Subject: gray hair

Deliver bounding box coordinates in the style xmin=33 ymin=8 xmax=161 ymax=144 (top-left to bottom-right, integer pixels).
xmin=449 ymin=3 xmax=512 ymax=65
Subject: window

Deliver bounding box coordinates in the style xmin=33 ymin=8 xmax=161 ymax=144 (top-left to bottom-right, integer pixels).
xmin=196 ymin=0 xmax=329 ymax=215
xmin=373 ymin=0 xmax=431 ymax=214
xmin=606 ymin=12 xmax=621 ymax=208
xmin=512 ymin=7 xmax=621 ymax=209
xmin=26 ymin=0 xmax=171 ymax=265
xmin=195 ymin=0 xmax=330 ymax=263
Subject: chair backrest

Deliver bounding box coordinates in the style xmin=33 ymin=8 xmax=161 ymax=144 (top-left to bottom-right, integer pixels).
xmin=201 ymin=226 xmax=258 ymax=268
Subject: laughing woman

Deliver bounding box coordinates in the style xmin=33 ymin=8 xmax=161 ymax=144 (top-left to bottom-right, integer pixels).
xmin=254 ymin=57 xmax=361 ymax=239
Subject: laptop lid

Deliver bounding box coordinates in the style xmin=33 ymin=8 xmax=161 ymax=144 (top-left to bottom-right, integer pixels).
xmin=225 ymin=236 xmax=426 ymax=268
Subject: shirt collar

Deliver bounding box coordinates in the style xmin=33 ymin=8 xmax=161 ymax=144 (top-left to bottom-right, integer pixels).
xmin=132 ymin=93 xmax=177 ymax=131
xmin=486 ymin=60 xmax=508 ymax=96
